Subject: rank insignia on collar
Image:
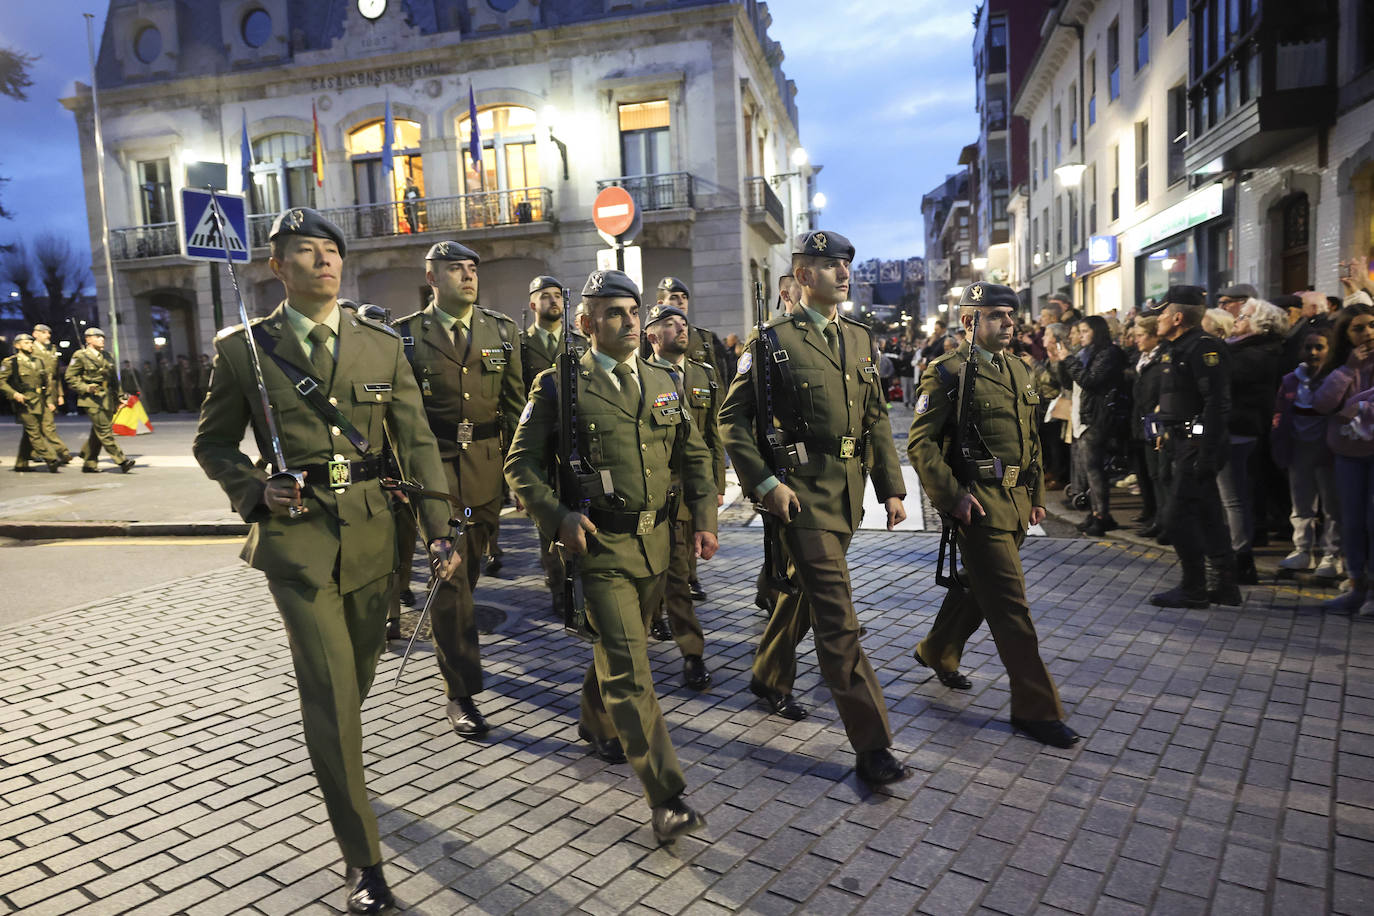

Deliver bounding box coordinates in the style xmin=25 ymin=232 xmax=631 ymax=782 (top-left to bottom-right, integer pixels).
xmin=588 ymin=271 xmax=605 ymax=292
xmin=285 ymin=209 xmax=304 ymax=230
xmin=969 ymin=283 xmax=984 ymax=301
xmin=814 ymin=232 xmax=828 ymax=251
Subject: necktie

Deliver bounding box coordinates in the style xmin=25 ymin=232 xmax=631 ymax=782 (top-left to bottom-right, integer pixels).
xmin=308 ymin=324 xmax=334 ymax=391
xmin=823 ymin=322 xmax=839 ymax=357
xmin=613 ymin=361 xmax=639 ymax=413
xmin=452 ymin=320 xmax=468 ymax=356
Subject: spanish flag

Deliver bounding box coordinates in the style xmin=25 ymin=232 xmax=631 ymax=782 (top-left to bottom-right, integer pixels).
xmin=112 ymin=394 xmax=154 ymax=436
xmin=312 ymin=101 xmax=325 ymax=188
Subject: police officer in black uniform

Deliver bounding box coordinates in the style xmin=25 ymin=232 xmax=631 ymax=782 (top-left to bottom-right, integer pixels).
xmin=1149 ymin=285 xmax=1240 ymax=608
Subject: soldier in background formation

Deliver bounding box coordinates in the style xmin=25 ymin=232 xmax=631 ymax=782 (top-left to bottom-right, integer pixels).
xmin=65 ymin=327 xmax=135 ymax=473
xmin=1 ymin=333 xmax=63 ymax=472
xmin=391 ymin=240 xmax=524 ymax=739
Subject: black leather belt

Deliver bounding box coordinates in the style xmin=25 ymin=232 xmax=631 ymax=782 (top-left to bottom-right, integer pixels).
xmin=808 ymin=434 xmax=862 ymax=459
xmin=428 ymin=417 xmax=501 ymax=443
xmin=588 ymin=504 xmax=671 ymax=535
xmin=299 ymin=456 xmax=385 ymax=490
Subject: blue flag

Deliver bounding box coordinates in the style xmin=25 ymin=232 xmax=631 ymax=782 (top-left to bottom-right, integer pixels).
xmin=382 ymin=94 xmax=395 ymax=180
xmin=468 ymin=86 xmax=482 ymax=175
xmin=239 ymin=110 xmax=252 ymax=201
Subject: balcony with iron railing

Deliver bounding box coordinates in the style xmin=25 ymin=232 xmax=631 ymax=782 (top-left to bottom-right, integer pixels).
xmin=110 ymin=187 xmax=554 ymax=262
xmin=595 ymin=172 xmax=695 ymax=214
xmin=744 ymin=176 xmax=786 ymax=244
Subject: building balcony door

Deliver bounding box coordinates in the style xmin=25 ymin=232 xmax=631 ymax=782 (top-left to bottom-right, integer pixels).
xmin=1280 ymin=193 xmax=1309 ymax=293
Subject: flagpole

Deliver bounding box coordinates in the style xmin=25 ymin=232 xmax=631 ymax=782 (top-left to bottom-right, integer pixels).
xmin=84 ymin=12 xmax=123 ymax=385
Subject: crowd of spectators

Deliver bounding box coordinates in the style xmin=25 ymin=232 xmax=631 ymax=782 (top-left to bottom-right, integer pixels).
xmin=891 ymin=272 xmax=1374 ymax=615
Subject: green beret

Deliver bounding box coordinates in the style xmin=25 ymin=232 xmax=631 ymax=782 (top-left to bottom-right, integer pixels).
xmin=794 ymin=229 xmax=854 ymax=261
xmin=644 ymin=303 xmax=686 ymax=328
xmin=84 ymin=327 xmax=105 ymax=338
xmin=528 ymin=275 xmax=561 ymax=295
xmin=1163 ymin=285 xmax=1206 ymax=307
xmin=581 ymin=269 xmax=640 ymax=305
xmin=426 ymin=240 xmax=480 ymax=264
xmin=14 ymin=332 xmax=33 ymax=343
xmin=268 ymin=207 xmax=347 ymax=258
xmin=656 ymin=276 xmax=689 ymax=296
xmin=958 ymin=282 xmax=1018 ymax=310
xmin=32 ymin=324 xmax=50 ymax=332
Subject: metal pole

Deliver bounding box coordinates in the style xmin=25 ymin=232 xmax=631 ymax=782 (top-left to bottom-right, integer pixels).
xmin=84 ymin=12 xmax=123 ymax=385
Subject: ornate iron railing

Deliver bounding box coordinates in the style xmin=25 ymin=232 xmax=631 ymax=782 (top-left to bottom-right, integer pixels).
xmin=109 ymin=222 xmax=180 ymax=260
xmin=744 ymin=176 xmax=785 ymax=226
xmin=595 ymin=172 xmax=695 ymax=212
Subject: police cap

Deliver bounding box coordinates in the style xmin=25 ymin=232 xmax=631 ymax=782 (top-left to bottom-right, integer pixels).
xmin=425 ymin=240 xmax=480 ymax=264
xmin=528 ymin=275 xmax=561 ymax=295
xmin=958 ymin=282 xmax=1018 ymax=310
xmin=656 ymin=276 xmax=690 ymax=297
xmin=1138 ymin=299 xmax=1168 ymax=318
xmin=1163 ymin=285 xmax=1206 ymax=307
xmin=14 ymin=332 xmax=33 ymax=342
xmin=268 ymin=207 xmax=347 ymax=258
xmin=643 ymin=303 xmax=686 ymax=328
xmin=32 ymin=323 xmax=50 ymax=332
xmin=581 ymin=269 xmax=640 ymax=305
xmin=793 ymin=229 xmax=855 ymax=261
xmin=84 ymin=327 xmax=105 ymax=338
xmin=1217 ymin=283 xmax=1259 ymax=300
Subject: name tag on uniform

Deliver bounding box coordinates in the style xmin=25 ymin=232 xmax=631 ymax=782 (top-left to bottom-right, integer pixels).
xmin=481 ymin=347 xmax=507 ymax=370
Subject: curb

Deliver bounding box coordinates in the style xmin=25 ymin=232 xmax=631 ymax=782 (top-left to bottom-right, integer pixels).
xmin=0 ymin=521 xmax=249 ymax=539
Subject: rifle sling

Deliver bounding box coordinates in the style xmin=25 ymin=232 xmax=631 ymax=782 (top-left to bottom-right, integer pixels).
xmin=250 ymin=324 xmax=371 ymax=456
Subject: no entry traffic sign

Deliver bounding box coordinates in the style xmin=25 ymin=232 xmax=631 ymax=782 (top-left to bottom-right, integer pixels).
xmin=592 ymin=186 xmax=639 ymax=241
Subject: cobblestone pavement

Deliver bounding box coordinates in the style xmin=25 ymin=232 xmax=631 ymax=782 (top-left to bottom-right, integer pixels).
xmin=1 ymin=518 xmax=1371 ymax=915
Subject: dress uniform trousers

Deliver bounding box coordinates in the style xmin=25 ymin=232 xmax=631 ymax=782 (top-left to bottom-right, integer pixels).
xmin=1162 ymin=438 xmax=1232 ymax=565
xmin=17 ymin=404 xmax=69 ymax=464
xmin=14 ymin=406 xmax=58 ymax=465
xmin=430 ymin=459 xmax=495 ymax=698
xmin=80 ymin=404 xmax=126 ymax=466
xmin=752 ymin=526 xmax=893 ymax=754
xmin=918 ymin=525 xmax=1065 ymax=722
xmin=662 ymin=517 xmax=705 ymax=656
xmin=266 ymin=572 xmax=392 ymax=868
xmin=579 ymin=568 xmax=687 ymax=807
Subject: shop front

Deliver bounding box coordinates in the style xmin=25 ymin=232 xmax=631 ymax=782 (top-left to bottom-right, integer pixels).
xmin=1126 ymin=181 xmax=1233 ymax=307
xmin=1073 ymin=234 xmax=1122 ymax=315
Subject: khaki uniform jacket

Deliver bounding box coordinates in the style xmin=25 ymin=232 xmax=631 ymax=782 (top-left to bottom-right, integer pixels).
xmin=33 ymin=343 xmax=60 ymax=401
xmin=393 ymin=304 xmax=524 ymax=510
xmin=653 ymin=355 xmax=727 ymax=517
xmin=194 ymin=302 xmax=450 ymax=594
xmin=907 ymin=343 xmax=1045 ymax=532
xmin=504 ymin=351 xmax=719 ymax=580
xmin=520 ymin=323 xmax=587 ymax=392
xmin=65 ymin=348 xmax=122 ymax=410
xmin=0 ymin=352 xmax=49 ymax=414
xmin=720 ymin=312 xmax=905 ymax=535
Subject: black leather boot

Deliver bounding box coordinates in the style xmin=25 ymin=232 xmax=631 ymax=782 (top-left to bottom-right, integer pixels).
xmin=1209 ymin=555 xmax=1243 ymax=606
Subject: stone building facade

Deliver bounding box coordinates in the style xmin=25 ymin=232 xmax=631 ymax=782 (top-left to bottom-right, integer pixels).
xmin=64 ymin=0 xmax=807 ymax=365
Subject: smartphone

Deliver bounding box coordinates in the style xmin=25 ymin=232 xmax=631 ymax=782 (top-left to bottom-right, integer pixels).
xmin=1341 ymin=262 xmax=1354 ymax=279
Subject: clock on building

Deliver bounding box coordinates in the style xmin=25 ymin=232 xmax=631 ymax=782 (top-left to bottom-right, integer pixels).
xmin=358 ymin=0 xmax=386 ymax=20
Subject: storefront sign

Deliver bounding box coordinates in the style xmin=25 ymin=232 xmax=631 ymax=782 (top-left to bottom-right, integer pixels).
xmin=1087 ymin=235 xmax=1118 ymax=266
xmin=1125 ymin=183 xmax=1224 ymax=251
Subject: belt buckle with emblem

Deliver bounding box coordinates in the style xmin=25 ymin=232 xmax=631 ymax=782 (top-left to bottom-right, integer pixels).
xmin=635 ymin=510 xmax=656 ymax=536
xmin=456 ymin=419 xmax=474 ymax=448
xmin=328 ymin=454 xmax=352 ymax=489
xmin=1003 ymin=465 xmax=1020 ymax=488
xmin=838 ymin=436 xmax=857 ymax=459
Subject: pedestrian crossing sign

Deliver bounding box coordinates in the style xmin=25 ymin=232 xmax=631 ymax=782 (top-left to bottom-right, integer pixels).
xmin=180 ymin=189 xmax=251 ymax=263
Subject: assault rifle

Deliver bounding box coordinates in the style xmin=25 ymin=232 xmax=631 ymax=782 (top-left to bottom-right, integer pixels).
xmin=935 ymin=308 xmax=982 ymax=587
xmin=554 ymin=287 xmax=593 ymax=641
xmin=751 ymin=281 xmax=799 ymax=598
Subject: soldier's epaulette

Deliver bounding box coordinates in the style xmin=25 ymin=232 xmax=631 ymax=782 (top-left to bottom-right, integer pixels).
xmin=392 ymin=310 xmax=423 ymax=328
xmin=478 ymin=306 xmax=516 ymax=325
xmin=354 ymin=312 xmax=400 ymax=338
xmin=215 ymin=318 xmax=264 ymax=340
xmin=639 ymin=358 xmax=674 ymax=379
xmin=686 ymin=355 xmax=714 ymax=374
xmin=839 ymin=314 xmax=874 ymax=333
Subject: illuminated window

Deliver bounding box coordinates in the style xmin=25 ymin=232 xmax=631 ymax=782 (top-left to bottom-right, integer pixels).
xmin=619 ymin=100 xmax=670 ymax=176
xmin=137 ymin=158 xmax=172 ymax=224
xmin=455 ymin=105 xmax=543 ymax=225
xmin=348 ymin=117 xmax=424 ymax=213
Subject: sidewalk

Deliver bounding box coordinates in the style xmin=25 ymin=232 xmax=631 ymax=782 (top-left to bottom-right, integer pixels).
xmin=1 ymin=514 xmax=1370 ymax=914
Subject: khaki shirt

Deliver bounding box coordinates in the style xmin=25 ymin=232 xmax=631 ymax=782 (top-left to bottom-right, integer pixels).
xmin=65 ymin=347 xmax=120 ymax=411
xmin=0 ymin=352 xmax=49 ymax=414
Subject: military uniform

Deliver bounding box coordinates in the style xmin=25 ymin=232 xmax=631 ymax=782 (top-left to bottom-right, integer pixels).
xmin=65 ymin=333 xmax=131 ymax=471
xmin=518 ymin=275 xmax=588 ymax=614
xmin=906 ymin=287 xmax=1067 ymax=728
xmin=644 ymin=302 xmax=727 ymax=676
xmin=719 ymin=231 xmax=905 ymax=762
xmin=30 ymin=334 xmax=72 ymax=464
xmin=392 ymin=241 xmax=524 ymax=710
xmin=1 ymin=337 xmax=61 ymax=471
xmin=1150 ymin=286 xmax=1236 ymax=608
xmin=194 ymin=208 xmax=452 ymax=887
xmin=504 ymin=270 xmax=718 ymax=818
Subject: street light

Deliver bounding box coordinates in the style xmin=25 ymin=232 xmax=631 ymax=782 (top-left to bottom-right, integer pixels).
xmin=812 ymin=191 xmax=827 ymax=210
xmin=1054 ymin=162 xmax=1087 ymax=186
xmin=971 ymin=256 xmax=989 ymax=271
xmin=791 ymin=147 xmax=809 ymax=167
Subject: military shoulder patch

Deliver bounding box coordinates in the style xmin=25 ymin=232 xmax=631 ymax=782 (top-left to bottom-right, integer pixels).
xmin=519 ymin=400 xmax=535 ymax=425
xmin=1203 ymin=351 xmax=1220 ymax=367
xmin=736 ymin=350 xmax=752 ymax=374
xmin=916 ymin=393 xmax=930 ymax=414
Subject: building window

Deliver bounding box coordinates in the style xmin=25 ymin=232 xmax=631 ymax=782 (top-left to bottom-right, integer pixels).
xmin=1053 ymin=104 xmax=1062 ymax=164
xmin=1069 ymin=190 xmax=1079 ymax=251
xmin=1031 ymin=216 xmax=1040 ymax=262
xmin=1068 ymin=84 xmax=1078 ymax=147
xmin=1086 ymin=163 xmax=1097 ymax=234
xmin=1168 ymin=85 xmax=1187 ymax=186
xmin=989 ymin=17 xmax=1007 ymax=72
xmin=458 ymin=104 xmax=539 ymax=194
xmin=134 ymin=25 xmax=161 ymax=64
xmin=1280 ymin=194 xmax=1310 ymax=293
xmin=1135 ymin=0 xmax=1150 ymax=71
xmin=241 ymin=9 xmax=271 ymax=48
xmin=987 ymin=96 xmax=1007 ymax=132
xmin=992 ymin=190 xmax=1008 ymax=229
xmin=1087 ymin=55 xmax=1097 ymax=126
xmin=1135 ymin=120 xmax=1149 ymax=206
xmin=619 ymin=100 xmax=670 ymax=176
xmin=1031 ymin=139 xmax=1039 ymax=191
xmin=1040 ymin=124 xmax=1049 ymax=179
xmin=1169 ymin=0 xmax=1187 ymax=33
xmin=1107 ymin=19 xmax=1121 ymax=101
xmin=1110 ymin=145 xmax=1120 ymax=222
xmin=348 ymin=117 xmax=423 ymax=210
xmin=1054 ymin=195 xmax=1064 ymax=256
xmin=136 ymin=158 xmax=172 ymax=224
xmin=250 ymin=132 xmax=315 ymax=214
